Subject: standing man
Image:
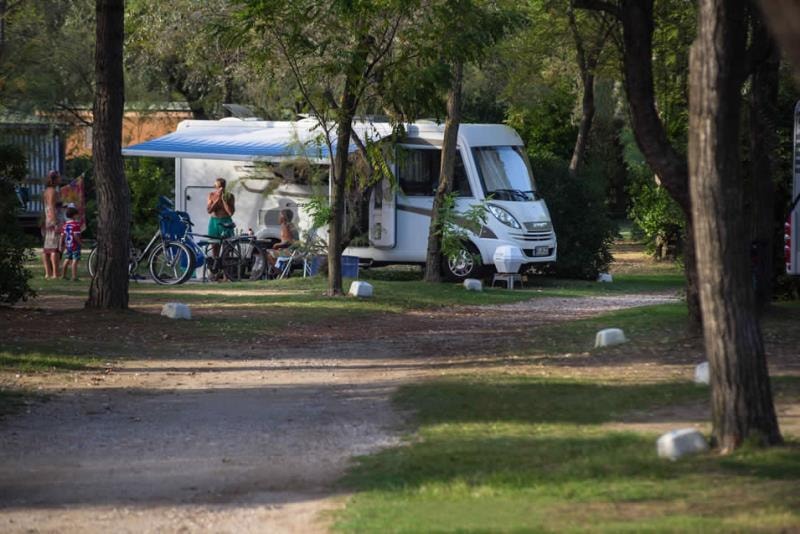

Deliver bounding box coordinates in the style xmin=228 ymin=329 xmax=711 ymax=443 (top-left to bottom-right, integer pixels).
xmin=206 ymin=177 xmax=236 ymax=268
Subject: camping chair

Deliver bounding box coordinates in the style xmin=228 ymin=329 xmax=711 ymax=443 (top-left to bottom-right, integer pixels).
xmin=273 ymin=250 xmax=297 ymax=279
xmin=268 ymin=228 xmax=325 ymax=280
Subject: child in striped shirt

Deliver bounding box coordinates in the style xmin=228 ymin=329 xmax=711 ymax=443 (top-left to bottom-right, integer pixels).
xmin=60 ymin=205 xmax=82 ymax=281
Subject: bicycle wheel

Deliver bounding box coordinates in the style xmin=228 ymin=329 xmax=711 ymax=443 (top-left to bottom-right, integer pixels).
xmin=87 ymin=245 xmax=139 ymax=278
xmin=148 ymin=241 xmax=195 ymax=285
xmin=220 ymin=242 xmax=243 ymax=282
xmin=243 ymin=242 xmax=268 ymax=280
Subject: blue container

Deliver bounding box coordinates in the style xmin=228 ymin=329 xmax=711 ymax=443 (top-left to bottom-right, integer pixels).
xmin=306 ymin=255 xmax=325 ymax=276
xmin=341 ymin=255 xmax=359 ymax=278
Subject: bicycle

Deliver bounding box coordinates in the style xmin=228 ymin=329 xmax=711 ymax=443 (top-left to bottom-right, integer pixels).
xmin=203 ymin=229 xmax=269 ymax=282
xmin=87 ymin=198 xmax=196 ymax=285
xmin=177 ymin=216 xmax=268 ymax=282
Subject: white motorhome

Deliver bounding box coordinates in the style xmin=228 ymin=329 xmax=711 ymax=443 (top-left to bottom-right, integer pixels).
xmin=123 ymin=118 xmax=557 ymax=280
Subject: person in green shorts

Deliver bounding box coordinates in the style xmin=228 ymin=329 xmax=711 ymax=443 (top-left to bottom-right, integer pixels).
xmin=207 ymin=177 xmax=236 ymax=274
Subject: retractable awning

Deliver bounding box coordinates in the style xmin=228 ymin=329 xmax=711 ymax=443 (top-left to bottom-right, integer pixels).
xmin=122 ymin=118 xmax=394 ymax=162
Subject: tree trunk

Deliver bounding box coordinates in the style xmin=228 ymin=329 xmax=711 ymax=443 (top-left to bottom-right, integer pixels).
xmin=569 ymin=71 xmax=595 ymax=176
xmin=424 ymin=60 xmax=463 ymax=282
xmin=757 ymin=0 xmax=800 ymax=77
xmin=617 ymin=0 xmax=701 ymax=331
xmin=689 ymin=0 xmax=782 ymax=452
xmin=683 ymin=217 xmax=702 ymax=329
xmin=566 ymin=3 xmax=603 ymax=177
xmin=327 ymin=83 xmax=358 ymax=296
xmin=87 ymin=0 xmax=129 ymax=310
xmin=576 ymin=0 xmax=701 ymax=329
xmin=747 ymin=16 xmax=780 ymax=312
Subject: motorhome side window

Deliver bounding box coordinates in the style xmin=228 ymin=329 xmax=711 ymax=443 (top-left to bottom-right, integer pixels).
xmin=397 ymin=147 xmax=472 ymax=197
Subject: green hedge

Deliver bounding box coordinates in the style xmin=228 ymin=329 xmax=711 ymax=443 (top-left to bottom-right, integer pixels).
xmin=531 ymin=158 xmax=616 ymax=279
xmin=0 ymin=144 xmax=35 ymax=305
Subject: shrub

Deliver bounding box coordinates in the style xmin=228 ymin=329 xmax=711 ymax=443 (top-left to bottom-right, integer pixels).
xmin=0 ymin=144 xmax=35 ymax=305
xmin=623 ymin=128 xmax=685 ymax=259
xmin=531 ymin=157 xmax=616 ymax=279
xmin=627 ymin=164 xmax=684 ymax=259
xmin=0 ymin=233 xmax=35 ymax=305
xmin=126 ymin=157 xmax=173 ymax=244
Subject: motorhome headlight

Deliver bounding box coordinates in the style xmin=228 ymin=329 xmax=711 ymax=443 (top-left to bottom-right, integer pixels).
xmin=488 ymin=204 xmax=522 ymax=229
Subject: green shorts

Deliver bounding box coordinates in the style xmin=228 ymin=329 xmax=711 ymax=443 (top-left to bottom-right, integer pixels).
xmin=208 ymin=216 xmax=234 ymax=238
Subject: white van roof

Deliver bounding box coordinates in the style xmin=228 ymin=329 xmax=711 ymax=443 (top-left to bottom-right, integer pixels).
xmin=122 ymin=118 xmax=522 ymax=161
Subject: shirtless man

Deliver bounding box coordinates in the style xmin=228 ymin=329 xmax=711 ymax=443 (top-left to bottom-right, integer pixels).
xmin=206 ymin=177 xmax=235 ymax=262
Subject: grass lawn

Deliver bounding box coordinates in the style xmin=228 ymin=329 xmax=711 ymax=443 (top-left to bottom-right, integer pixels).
xmin=335 ymin=303 xmax=800 ymax=532
xmin=23 ymin=256 xmax=686 ymax=323
xmin=0 ymin=351 xmax=100 ymax=372
xmin=331 ymin=299 xmax=800 ymax=532
xmin=335 ymin=374 xmax=800 ymax=532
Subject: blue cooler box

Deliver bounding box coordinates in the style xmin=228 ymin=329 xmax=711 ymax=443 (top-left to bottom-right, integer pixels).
xmin=341 ymin=255 xmax=359 ymax=278
xmin=306 ymin=255 xmax=325 ymax=276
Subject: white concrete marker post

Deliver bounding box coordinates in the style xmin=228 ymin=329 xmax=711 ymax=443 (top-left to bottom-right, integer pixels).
xmin=463 ymin=278 xmax=483 ymax=292
xmin=348 ymin=281 xmax=373 ymax=298
xmin=161 ymin=302 xmax=191 ymax=320
xmin=594 ymin=328 xmax=627 ymax=347
xmin=694 ymin=362 xmax=710 ymax=385
xmin=657 ymin=428 xmax=709 ymax=460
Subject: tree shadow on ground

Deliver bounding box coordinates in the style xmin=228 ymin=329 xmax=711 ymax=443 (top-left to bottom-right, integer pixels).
xmin=342 ymin=378 xmax=800 ymax=496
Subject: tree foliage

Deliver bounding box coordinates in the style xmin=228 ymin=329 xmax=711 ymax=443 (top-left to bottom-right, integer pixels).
xmin=126 ymin=0 xmax=250 ymax=119
xmin=126 ymin=157 xmax=173 ymax=244
xmin=0 ymin=143 xmax=35 ymax=305
xmin=0 ymin=0 xmax=95 ymax=120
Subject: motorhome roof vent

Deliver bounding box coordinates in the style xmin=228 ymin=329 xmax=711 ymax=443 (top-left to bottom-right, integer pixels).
xmin=223 ymin=103 xmax=260 ymax=119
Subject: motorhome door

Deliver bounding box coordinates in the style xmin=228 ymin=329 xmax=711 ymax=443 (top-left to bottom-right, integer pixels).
xmin=184 ymin=185 xmax=214 ymax=235
xmin=368 ymin=178 xmax=396 ymax=248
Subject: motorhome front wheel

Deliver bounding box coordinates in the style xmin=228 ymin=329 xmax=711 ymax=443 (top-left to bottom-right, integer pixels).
xmin=444 ymin=243 xmax=481 ymax=281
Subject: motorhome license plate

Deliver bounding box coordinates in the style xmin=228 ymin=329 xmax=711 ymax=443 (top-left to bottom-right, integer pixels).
xmin=534 ymin=246 xmax=549 ymax=256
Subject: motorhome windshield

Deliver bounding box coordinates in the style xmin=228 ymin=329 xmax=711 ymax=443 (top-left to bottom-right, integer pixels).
xmin=472 ymin=146 xmax=537 ymax=201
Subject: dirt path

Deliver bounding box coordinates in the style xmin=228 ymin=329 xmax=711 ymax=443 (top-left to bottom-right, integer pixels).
xmin=0 ymin=290 xmax=781 ymax=533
